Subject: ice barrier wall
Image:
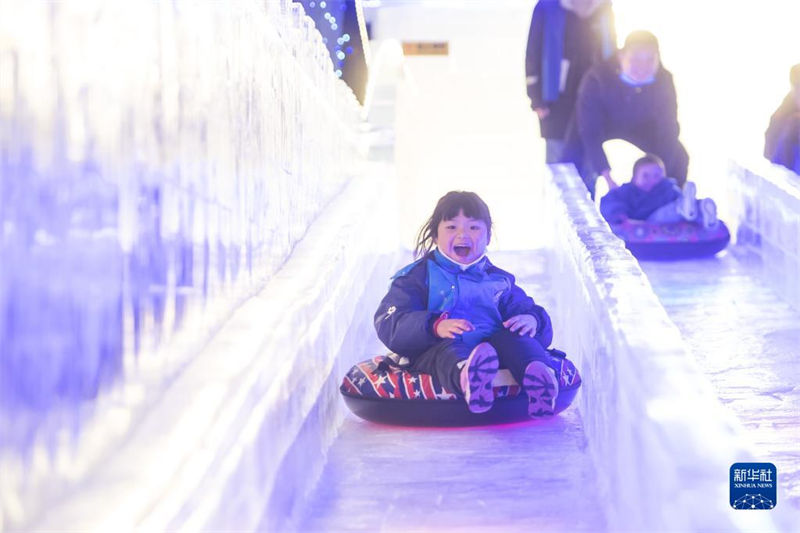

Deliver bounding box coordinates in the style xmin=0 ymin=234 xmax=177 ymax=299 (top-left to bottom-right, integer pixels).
xmin=542 ymin=165 xmax=787 ymax=532
xmin=0 ymin=0 xmax=369 ymax=529
xmin=3 ymin=2 xmax=799 ymax=530
xmin=727 ymin=158 xmax=800 ymax=310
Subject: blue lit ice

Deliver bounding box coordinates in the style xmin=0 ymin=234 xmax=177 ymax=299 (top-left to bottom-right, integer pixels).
xmin=1 ymin=1 xmax=799 ymax=532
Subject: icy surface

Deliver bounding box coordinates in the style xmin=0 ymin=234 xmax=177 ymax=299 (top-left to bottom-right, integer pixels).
xmin=726 ymin=158 xmax=800 ymax=310
xmin=298 ymin=165 xmax=794 ymax=532
xmin=3 ymin=1 xmax=800 ymax=531
xmin=300 ymin=250 xmax=607 ymax=533
xmin=641 ymin=250 xmax=800 ymax=510
xmin=27 ymin=173 xmax=396 ymax=532
xmin=0 ymin=1 xmax=362 ymax=529
xmin=0 ymin=0 xmax=360 ymax=440
xmin=541 ymin=165 xmax=789 ymax=531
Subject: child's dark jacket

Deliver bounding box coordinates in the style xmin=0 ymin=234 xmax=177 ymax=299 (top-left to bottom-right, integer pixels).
xmin=374 ymin=250 xmax=553 ymax=359
xmin=599 ymin=178 xmax=680 ymax=223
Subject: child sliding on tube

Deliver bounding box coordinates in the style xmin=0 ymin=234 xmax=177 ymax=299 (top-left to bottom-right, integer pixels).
xmin=374 ymin=191 xmax=558 ymax=417
xmin=599 ymin=153 xmax=718 ymax=229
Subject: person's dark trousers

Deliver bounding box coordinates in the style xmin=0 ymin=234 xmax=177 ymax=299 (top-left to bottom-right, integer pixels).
xmin=545 ymin=138 xmax=566 ymax=164
xmin=560 ymin=134 xmax=600 ymax=198
xmin=411 ymin=329 xmax=551 ymax=396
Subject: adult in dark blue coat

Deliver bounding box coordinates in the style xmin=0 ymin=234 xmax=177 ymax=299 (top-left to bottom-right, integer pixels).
xmin=764 ymin=64 xmax=800 ymax=174
xmin=563 ymin=30 xmax=689 ymax=196
xmin=525 ymin=0 xmax=616 ymax=163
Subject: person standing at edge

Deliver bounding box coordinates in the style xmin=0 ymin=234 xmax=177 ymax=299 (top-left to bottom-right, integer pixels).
xmin=764 ymin=64 xmax=800 ymax=174
xmin=525 ymin=0 xmax=616 ymax=164
xmin=563 ymin=30 xmax=689 ymax=197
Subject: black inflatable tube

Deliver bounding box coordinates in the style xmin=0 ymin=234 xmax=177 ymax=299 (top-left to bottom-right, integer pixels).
xmin=626 ymin=235 xmax=730 ymax=260
xmin=617 ymin=221 xmax=730 ymax=261
xmin=342 ymin=385 xmax=580 ymax=427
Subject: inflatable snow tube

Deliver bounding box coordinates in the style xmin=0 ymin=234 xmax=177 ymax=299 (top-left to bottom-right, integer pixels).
xmin=340 ymin=349 xmax=581 ymax=427
xmin=610 ymin=220 xmax=730 ymax=260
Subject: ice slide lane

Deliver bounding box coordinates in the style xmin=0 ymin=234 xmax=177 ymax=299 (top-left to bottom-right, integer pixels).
xmin=639 ymin=248 xmax=800 ymax=510
xmin=299 ymin=250 xmax=606 ymax=532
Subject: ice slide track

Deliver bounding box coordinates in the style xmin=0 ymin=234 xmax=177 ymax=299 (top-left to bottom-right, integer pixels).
xmin=297 ymin=249 xmax=800 ymax=533
xmin=298 ymin=250 xmax=607 ymax=533
xmin=640 ymin=249 xmax=800 ymax=511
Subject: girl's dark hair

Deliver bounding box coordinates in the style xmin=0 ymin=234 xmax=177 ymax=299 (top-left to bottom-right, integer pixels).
xmin=414 ymin=191 xmax=492 ymax=258
xmin=632 ymin=153 xmax=666 ymax=176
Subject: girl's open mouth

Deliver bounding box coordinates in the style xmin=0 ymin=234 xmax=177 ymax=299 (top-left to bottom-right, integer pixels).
xmin=453 ymin=245 xmax=471 ymax=258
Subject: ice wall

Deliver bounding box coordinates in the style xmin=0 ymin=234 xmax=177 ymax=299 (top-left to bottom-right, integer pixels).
xmin=727 ymin=158 xmax=800 ymax=311
xmin=542 ymin=165 xmax=786 ymax=532
xmin=29 ymin=174 xmax=397 ymax=532
xmin=0 ymin=0 xmax=362 ymax=529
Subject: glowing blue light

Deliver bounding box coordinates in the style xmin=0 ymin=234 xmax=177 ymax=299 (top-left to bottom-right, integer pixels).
xmin=345 ymin=46 xmax=353 ymax=54
xmin=331 ymin=23 xmax=338 ymax=30
xmin=309 ymin=1 xmax=315 ymax=7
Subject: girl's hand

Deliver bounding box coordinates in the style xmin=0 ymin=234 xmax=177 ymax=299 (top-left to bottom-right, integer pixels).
xmin=435 ymin=318 xmax=474 ymax=339
xmin=503 ymin=314 xmax=538 ymax=337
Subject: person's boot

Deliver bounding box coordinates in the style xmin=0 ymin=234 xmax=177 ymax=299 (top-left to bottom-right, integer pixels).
xmin=460 ymin=343 xmax=499 ymax=414
xmin=700 ymin=198 xmax=719 ymax=230
xmin=678 ymin=181 xmax=698 ymax=221
xmin=523 ymin=361 xmax=559 ymax=417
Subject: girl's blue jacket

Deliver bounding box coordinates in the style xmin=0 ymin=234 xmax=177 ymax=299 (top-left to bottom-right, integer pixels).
xmin=374 ymin=250 xmax=553 ymax=358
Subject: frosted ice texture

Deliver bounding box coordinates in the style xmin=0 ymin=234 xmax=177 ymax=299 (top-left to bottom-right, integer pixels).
xmin=299 ymin=250 xmax=607 ymax=533
xmin=0 ymin=0 xmax=360 ymax=527
xmin=727 ymin=158 xmax=800 ymax=311
xmin=640 ymin=251 xmax=800 ymax=513
xmin=22 ymin=175 xmax=396 ymax=532
xmin=542 ymin=164 xmax=784 ymax=532
xmin=0 ymin=1 xmax=358 ymax=437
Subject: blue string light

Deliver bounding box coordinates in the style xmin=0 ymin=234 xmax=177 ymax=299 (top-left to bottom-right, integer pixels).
xmin=297 ymin=0 xmax=355 ymax=76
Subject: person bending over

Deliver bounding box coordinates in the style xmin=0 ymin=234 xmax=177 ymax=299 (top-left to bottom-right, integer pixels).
xmin=563 ymin=30 xmax=689 ymax=196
